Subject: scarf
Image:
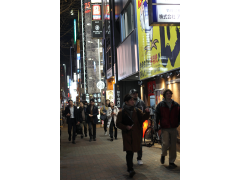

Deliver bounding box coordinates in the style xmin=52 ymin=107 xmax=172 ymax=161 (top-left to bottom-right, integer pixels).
xmin=123 ymin=105 xmax=134 ymax=118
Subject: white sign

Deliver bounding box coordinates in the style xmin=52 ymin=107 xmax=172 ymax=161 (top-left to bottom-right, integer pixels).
xmin=155 ymin=5 xmax=180 ymax=23
xmin=116 ymin=90 xmax=120 ymax=108
xmin=91 ymin=0 xmax=101 ymax=3
xmin=107 ymin=68 xmax=112 ymax=79
xmin=97 ymin=81 xmax=105 ymax=89
xmin=106 ymin=90 xmax=114 ymax=103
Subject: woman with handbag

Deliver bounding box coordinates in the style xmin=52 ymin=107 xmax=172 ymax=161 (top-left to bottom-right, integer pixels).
xmin=107 ymin=102 xmax=119 ymax=141
xmin=100 ymin=100 xmax=110 ymax=135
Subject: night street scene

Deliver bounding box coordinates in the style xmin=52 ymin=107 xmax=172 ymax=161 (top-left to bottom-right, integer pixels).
xmin=60 ymin=0 xmax=180 ymax=179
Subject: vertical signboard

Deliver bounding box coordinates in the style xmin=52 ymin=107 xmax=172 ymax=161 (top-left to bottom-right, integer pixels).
xmin=74 ymin=19 xmax=77 ymax=44
xmin=92 ymin=4 xmax=103 ymax=38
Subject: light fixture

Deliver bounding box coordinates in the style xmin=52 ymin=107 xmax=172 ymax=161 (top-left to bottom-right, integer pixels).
xmin=167 ymin=72 xmax=172 ymax=79
xmin=70 ymin=9 xmax=74 ymax=15
xmin=87 ymin=23 xmax=91 ymax=26
xmin=135 ymin=76 xmax=138 ymax=77
xmin=176 ymin=70 xmax=180 ymax=76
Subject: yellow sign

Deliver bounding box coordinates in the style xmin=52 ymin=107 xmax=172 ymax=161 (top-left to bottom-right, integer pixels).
xmin=136 ymin=0 xmax=180 ymax=80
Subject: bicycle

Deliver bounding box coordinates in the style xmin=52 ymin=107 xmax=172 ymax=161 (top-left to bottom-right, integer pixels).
xmin=143 ymin=118 xmax=161 ymax=147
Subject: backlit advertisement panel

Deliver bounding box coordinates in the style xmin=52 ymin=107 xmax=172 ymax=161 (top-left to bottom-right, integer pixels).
xmin=136 ymin=0 xmax=180 ymax=80
xmin=92 ymin=5 xmax=101 ymax=20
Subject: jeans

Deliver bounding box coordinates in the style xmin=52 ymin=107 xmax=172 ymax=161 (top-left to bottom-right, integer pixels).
xmin=104 ymin=118 xmax=108 ymax=132
xmin=109 ymin=119 xmax=117 ymax=139
xmin=68 ymin=118 xmax=76 ymax=140
xmin=88 ymin=121 xmax=96 ymax=139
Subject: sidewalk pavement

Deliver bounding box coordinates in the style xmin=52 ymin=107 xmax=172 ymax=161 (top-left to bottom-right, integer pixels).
xmin=60 ymin=124 xmax=180 ymax=180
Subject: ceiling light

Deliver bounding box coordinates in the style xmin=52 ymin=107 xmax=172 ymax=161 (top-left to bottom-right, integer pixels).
xmin=135 ymin=76 xmax=138 ymax=77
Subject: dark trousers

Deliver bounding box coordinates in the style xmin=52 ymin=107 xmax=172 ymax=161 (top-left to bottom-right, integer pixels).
xmin=137 ymin=128 xmax=143 ymax=160
xmin=104 ymin=118 xmax=108 ymax=132
xmin=126 ymin=151 xmax=134 ymax=172
xmin=110 ymin=119 xmax=117 ymax=139
xmin=88 ymin=121 xmax=96 ymax=139
xmin=68 ymin=118 xmax=76 ymax=140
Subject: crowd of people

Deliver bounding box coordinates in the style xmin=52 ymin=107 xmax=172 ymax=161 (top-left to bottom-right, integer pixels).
xmin=62 ymin=88 xmax=180 ymax=178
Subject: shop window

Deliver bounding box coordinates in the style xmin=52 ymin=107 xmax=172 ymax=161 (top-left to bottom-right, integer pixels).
xmin=121 ymin=2 xmax=134 ymax=42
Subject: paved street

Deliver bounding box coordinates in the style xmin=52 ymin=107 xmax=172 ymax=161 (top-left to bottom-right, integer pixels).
xmin=60 ymin=124 xmax=180 ymax=180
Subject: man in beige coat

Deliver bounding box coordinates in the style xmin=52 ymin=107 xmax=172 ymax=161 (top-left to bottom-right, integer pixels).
xmin=117 ymin=94 xmax=150 ymax=178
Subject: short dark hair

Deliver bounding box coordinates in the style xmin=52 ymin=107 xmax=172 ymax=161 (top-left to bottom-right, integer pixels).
xmin=68 ymin=100 xmax=73 ymax=103
xmin=90 ymin=99 xmax=94 ymax=103
xmin=124 ymin=94 xmax=133 ymax=103
xmin=163 ymin=89 xmax=173 ymax=99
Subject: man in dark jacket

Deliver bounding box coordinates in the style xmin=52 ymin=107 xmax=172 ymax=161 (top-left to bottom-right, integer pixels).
xmin=117 ymin=94 xmax=150 ymax=178
xmin=122 ymin=89 xmax=147 ymax=165
xmin=78 ymin=102 xmax=88 ymax=138
xmin=65 ymin=100 xmax=80 ymax=144
xmin=86 ymin=99 xmax=99 ymax=142
xmin=155 ymin=89 xmax=180 ymax=169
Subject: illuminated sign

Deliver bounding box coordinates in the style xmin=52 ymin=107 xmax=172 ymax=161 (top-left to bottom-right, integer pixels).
xmin=74 ymin=19 xmax=76 ymax=44
xmin=96 ymin=81 xmax=105 ymax=90
xmin=77 ymin=53 xmax=80 ymax=69
xmin=92 ymin=5 xmax=101 ymax=20
xmin=148 ymin=0 xmax=180 ymax=26
xmin=85 ymin=2 xmax=91 ymax=13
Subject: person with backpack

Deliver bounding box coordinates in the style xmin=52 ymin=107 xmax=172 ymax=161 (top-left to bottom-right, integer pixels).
xmin=117 ymin=94 xmax=150 ymax=178
xmin=100 ymin=100 xmax=110 ymax=135
xmin=122 ymin=89 xmax=147 ymax=165
xmin=107 ymin=101 xmax=119 ymax=141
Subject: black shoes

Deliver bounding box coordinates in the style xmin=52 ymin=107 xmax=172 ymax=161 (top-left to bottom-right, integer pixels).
xmin=89 ymin=138 xmax=92 ymax=142
xmin=110 ymin=138 xmax=113 ymax=141
xmin=81 ymin=135 xmax=84 ymax=139
xmin=72 ymin=140 xmax=76 ymax=144
xmin=68 ymin=136 xmax=71 ymax=141
xmin=115 ymin=137 xmax=117 ymax=140
xmin=129 ymin=170 xmax=136 ymax=178
xmin=93 ymin=138 xmax=96 ymax=141
xmin=85 ymin=134 xmax=87 ymax=137
xmin=160 ymin=156 xmax=165 ymax=164
xmin=168 ymin=163 xmax=177 ymax=169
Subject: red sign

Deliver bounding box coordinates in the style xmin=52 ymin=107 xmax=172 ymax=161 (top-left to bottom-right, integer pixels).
xmin=92 ymin=5 xmax=101 ymax=20
xmin=147 ymin=81 xmax=156 ymax=96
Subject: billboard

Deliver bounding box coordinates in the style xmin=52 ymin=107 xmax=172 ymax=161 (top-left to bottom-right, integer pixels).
xmin=136 ymin=0 xmax=180 ymax=80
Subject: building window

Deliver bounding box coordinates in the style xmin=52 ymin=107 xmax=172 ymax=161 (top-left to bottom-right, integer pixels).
xmin=121 ymin=2 xmax=134 ymax=42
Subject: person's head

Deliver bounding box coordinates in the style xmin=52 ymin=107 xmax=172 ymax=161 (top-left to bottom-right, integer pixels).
xmin=129 ymin=89 xmax=138 ymax=100
xmin=80 ymin=102 xmax=84 ymax=108
xmin=163 ymin=89 xmax=173 ymax=100
xmin=90 ymin=99 xmax=95 ymax=106
xmin=124 ymin=94 xmax=135 ymax=107
xmin=105 ymin=99 xmax=110 ymax=106
xmin=110 ymin=102 xmax=114 ymax=108
xmin=68 ymin=100 xmax=73 ymax=106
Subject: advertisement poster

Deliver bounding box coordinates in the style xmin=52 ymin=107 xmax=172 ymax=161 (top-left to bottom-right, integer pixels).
xmin=136 ymin=0 xmax=180 ymax=80
xmin=92 ymin=5 xmax=101 ymax=20
xmin=147 ymin=81 xmax=156 ymax=96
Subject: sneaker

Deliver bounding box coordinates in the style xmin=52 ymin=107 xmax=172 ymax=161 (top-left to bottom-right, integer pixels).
xmin=68 ymin=136 xmax=71 ymax=141
xmin=81 ymin=135 xmax=83 ymax=139
xmin=168 ymin=163 xmax=177 ymax=169
xmin=105 ymin=132 xmax=108 ymax=135
xmin=115 ymin=137 xmax=117 ymax=140
xmin=110 ymin=138 xmax=113 ymax=141
xmin=129 ymin=170 xmax=136 ymax=178
xmin=137 ymin=160 xmax=143 ymax=165
xmin=160 ymin=156 xmax=165 ymax=164
xmin=89 ymin=138 xmax=92 ymax=142
xmin=85 ymin=134 xmax=87 ymax=137
xmin=93 ymin=138 xmax=96 ymax=141
xmin=72 ymin=140 xmax=76 ymax=144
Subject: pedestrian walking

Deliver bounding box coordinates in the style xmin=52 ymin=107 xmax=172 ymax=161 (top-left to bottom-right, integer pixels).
xmin=86 ymin=99 xmax=99 ymax=142
xmin=117 ymin=94 xmax=150 ymax=178
xmin=122 ymin=89 xmax=147 ymax=165
xmin=78 ymin=102 xmax=88 ymax=138
xmin=155 ymin=89 xmax=180 ymax=169
xmin=100 ymin=100 xmax=110 ymax=135
xmin=107 ymin=102 xmax=119 ymax=141
xmin=64 ymin=100 xmax=80 ymax=144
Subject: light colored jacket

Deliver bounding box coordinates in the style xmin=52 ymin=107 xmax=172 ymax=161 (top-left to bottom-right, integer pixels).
xmin=107 ymin=106 xmax=119 ymax=128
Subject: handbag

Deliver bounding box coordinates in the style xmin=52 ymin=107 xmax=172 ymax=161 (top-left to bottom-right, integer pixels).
xmin=100 ymin=106 xmax=107 ymax=120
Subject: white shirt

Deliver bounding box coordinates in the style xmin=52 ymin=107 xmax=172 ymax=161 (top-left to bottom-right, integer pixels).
xmin=70 ymin=106 xmax=74 ymax=118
